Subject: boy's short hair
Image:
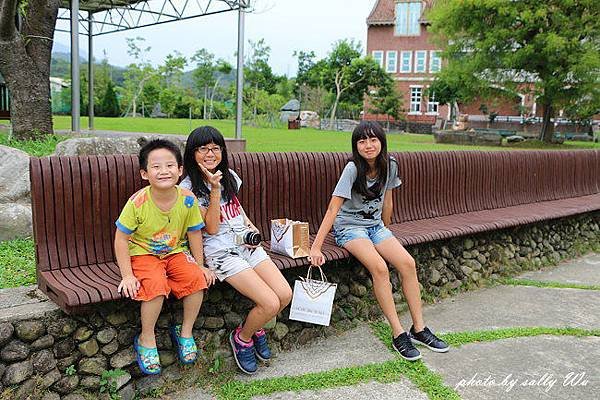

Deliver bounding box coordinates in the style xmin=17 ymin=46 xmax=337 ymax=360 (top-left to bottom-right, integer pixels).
xmin=139 ymin=139 xmax=183 ymax=171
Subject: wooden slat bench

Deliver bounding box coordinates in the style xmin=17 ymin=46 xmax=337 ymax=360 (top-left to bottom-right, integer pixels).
xmin=30 ymin=150 xmax=600 ymax=312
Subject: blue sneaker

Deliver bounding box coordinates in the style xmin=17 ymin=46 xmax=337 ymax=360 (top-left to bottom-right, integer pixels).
xmin=252 ymin=328 xmax=272 ymax=361
xmin=229 ymin=327 xmax=257 ymax=374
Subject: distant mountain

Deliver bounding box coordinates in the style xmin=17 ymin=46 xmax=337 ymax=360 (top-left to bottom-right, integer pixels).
xmin=52 ymin=41 xmax=88 ymax=60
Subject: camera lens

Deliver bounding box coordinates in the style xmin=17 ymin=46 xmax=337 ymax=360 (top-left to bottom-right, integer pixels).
xmin=244 ymin=231 xmax=262 ymax=246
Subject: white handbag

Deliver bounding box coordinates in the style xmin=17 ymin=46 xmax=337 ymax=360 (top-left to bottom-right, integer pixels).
xmin=289 ymin=265 xmax=337 ymax=326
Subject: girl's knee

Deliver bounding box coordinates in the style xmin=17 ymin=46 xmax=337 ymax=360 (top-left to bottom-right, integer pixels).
xmin=396 ymin=255 xmax=417 ymax=277
xmin=279 ymin=285 xmax=293 ymax=307
xmin=369 ymin=262 xmax=390 ymax=281
xmin=258 ymin=295 xmax=280 ymax=316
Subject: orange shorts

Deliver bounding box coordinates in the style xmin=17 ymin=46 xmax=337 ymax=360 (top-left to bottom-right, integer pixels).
xmin=130 ymin=252 xmax=207 ymax=301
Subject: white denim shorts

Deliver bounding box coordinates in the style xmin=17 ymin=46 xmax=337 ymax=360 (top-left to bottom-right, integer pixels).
xmin=205 ymin=245 xmax=270 ymax=282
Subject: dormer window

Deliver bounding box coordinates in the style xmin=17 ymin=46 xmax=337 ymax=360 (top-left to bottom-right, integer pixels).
xmin=395 ymin=1 xmax=422 ymax=36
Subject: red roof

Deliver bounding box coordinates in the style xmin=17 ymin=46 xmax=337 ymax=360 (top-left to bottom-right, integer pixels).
xmin=367 ymin=1 xmax=434 ymax=26
xmin=366 ymin=0 xmax=395 ymax=25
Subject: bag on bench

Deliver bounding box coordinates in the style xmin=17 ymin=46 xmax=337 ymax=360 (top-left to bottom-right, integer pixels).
xmin=270 ymin=218 xmax=310 ymax=259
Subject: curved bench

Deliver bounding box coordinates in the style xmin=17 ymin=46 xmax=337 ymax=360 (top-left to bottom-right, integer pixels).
xmin=30 ymin=150 xmax=600 ymax=312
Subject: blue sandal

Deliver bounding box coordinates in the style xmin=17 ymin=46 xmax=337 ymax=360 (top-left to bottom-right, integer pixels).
xmin=169 ymin=324 xmax=198 ymax=364
xmin=134 ymin=335 xmax=161 ymax=375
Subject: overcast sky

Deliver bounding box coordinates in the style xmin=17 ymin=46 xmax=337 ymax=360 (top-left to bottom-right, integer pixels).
xmin=53 ymin=0 xmax=378 ymax=76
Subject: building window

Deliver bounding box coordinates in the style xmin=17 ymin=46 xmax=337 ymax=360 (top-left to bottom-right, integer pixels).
xmin=395 ymin=2 xmax=422 ymax=36
xmin=410 ymin=86 xmax=422 ymax=113
xmin=372 ymin=51 xmax=384 ymax=68
xmin=415 ymin=51 xmax=427 ymax=73
xmin=400 ymin=51 xmax=412 ymax=73
xmin=429 ymin=51 xmax=441 ymax=73
xmin=386 ymin=51 xmax=398 ymax=73
xmin=427 ymin=92 xmax=439 ymax=114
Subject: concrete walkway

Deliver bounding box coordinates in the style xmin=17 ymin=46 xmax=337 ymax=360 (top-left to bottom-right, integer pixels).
xmin=164 ymin=254 xmax=600 ymax=399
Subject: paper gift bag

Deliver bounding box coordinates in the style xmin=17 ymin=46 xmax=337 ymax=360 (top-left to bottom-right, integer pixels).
xmin=289 ymin=266 xmax=337 ymax=326
xmin=270 ymin=218 xmax=310 ymax=259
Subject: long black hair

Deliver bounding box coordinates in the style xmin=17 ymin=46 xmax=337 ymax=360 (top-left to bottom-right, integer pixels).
xmin=351 ymin=121 xmax=390 ymax=200
xmin=183 ymin=126 xmax=238 ymax=203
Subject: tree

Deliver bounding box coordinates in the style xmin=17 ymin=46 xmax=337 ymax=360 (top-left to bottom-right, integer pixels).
xmin=427 ymin=62 xmax=487 ymax=122
xmin=99 ymin=80 xmax=120 ymax=117
xmin=191 ymin=48 xmax=216 ymax=119
xmin=368 ymin=79 xmax=403 ymax=130
xmin=324 ymin=40 xmax=388 ymax=127
xmin=208 ymin=60 xmax=233 ymax=119
xmin=122 ymin=37 xmax=156 ymax=118
xmin=428 ymin=0 xmax=600 ymax=142
xmin=0 ymin=0 xmax=61 ymax=139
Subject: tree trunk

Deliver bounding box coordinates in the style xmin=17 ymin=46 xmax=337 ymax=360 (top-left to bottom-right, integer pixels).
xmin=329 ymin=93 xmax=341 ymax=130
xmin=203 ymin=85 xmax=207 ymax=119
xmin=208 ymin=77 xmax=221 ymax=120
xmin=0 ymin=0 xmax=61 ymax=140
xmin=540 ymin=102 xmax=555 ymax=143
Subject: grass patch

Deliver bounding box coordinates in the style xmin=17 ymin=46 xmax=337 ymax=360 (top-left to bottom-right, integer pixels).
xmin=52 ymin=116 xmax=600 ymax=152
xmin=217 ymin=359 xmax=459 ymax=400
xmin=0 ymin=131 xmax=67 ymax=156
xmin=0 ymin=238 xmax=36 ymax=288
xmin=499 ymin=277 xmax=600 ymax=291
xmin=371 ymin=321 xmax=600 ymax=349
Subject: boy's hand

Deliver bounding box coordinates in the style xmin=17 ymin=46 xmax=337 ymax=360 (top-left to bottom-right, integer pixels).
xmin=118 ymin=275 xmax=140 ymax=298
xmin=201 ymin=266 xmax=217 ymax=287
xmin=198 ymin=164 xmax=222 ymax=189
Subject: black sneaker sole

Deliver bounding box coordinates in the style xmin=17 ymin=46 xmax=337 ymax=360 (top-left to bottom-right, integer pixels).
xmin=391 ymin=340 xmax=422 ymax=361
xmin=410 ymin=337 xmax=450 ymax=353
xmin=229 ymin=332 xmax=257 ymax=375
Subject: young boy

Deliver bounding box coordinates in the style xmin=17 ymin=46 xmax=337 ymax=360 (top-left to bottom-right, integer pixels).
xmin=115 ymin=139 xmax=216 ymax=375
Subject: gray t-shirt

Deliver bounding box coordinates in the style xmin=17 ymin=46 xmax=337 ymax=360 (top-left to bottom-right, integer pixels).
xmin=332 ymin=158 xmax=402 ymax=229
xmin=180 ymin=171 xmax=248 ymax=258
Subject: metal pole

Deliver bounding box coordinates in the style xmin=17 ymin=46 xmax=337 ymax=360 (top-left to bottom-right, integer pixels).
xmin=71 ymin=0 xmax=80 ymax=134
xmin=88 ymin=12 xmax=94 ymax=130
xmin=235 ymin=1 xmax=245 ymax=139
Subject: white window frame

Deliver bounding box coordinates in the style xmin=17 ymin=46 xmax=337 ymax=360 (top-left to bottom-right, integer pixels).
xmin=400 ymin=51 xmax=412 ymax=73
xmin=386 ymin=51 xmax=398 ymax=73
xmin=426 ymin=91 xmax=439 ymax=115
xmin=395 ymin=2 xmax=422 ymax=36
xmin=429 ymin=51 xmax=441 ymax=73
xmin=372 ymin=51 xmax=384 ymax=69
xmin=409 ymin=85 xmax=423 ymax=114
xmin=415 ymin=50 xmax=427 ymax=73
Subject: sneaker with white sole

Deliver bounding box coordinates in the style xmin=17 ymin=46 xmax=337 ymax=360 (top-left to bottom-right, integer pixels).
xmin=392 ymin=332 xmax=422 ymax=361
xmin=409 ymin=326 xmax=449 ymax=353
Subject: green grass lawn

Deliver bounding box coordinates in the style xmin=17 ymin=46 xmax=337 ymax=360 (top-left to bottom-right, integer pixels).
xmin=0 ymin=131 xmax=68 ymax=157
xmin=52 ymin=116 xmax=600 ymax=153
xmin=0 ymin=239 xmax=36 ymax=288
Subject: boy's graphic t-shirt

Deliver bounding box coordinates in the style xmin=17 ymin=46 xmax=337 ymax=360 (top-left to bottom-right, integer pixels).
xmin=180 ymin=170 xmax=248 ymax=258
xmin=115 ymin=185 xmax=204 ymax=257
xmin=332 ymin=157 xmax=402 ymax=229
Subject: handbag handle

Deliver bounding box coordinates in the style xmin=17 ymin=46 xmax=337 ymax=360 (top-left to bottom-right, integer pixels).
xmin=306 ymin=265 xmax=328 ymax=283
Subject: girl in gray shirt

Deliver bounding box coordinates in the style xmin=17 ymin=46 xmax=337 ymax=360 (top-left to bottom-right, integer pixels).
xmin=310 ymin=121 xmax=449 ymax=361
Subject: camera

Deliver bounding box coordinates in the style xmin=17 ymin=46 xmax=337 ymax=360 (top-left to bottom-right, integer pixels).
xmin=234 ymin=230 xmax=262 ymax=246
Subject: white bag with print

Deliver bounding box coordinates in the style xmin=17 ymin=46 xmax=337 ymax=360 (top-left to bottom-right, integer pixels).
xmin=289 ymin=266 xmax=337 ymax=326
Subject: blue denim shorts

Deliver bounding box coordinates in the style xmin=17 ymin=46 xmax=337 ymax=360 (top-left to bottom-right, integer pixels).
xmin=332 ymin=223 xmax=394 ymax=247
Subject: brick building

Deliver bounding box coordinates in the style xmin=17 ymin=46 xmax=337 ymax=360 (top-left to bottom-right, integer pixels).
xmin=364 ymin=0 xmax=532 ymax=125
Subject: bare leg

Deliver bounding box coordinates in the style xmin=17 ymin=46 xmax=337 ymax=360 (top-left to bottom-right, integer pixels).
xmin=139 ymin=296 xmax=164 ymax=348
xmin=253 ymin=259 xmax=293 ymax=314
xmin=226 ymin=268 xmax=280 ymax=342
xmin=344 ymin=239 xmax=405 ymax=337
xmin=375 ymin=237 xmax=424 ymax=331
xmin=180 ymin=290 xmax=204 ymax=338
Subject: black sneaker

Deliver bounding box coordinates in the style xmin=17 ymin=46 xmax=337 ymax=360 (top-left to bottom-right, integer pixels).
xmin=392 ymin=332 xmax=422 ymax=361
xmin=410 ymin=326 xmax=449 ymax=353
